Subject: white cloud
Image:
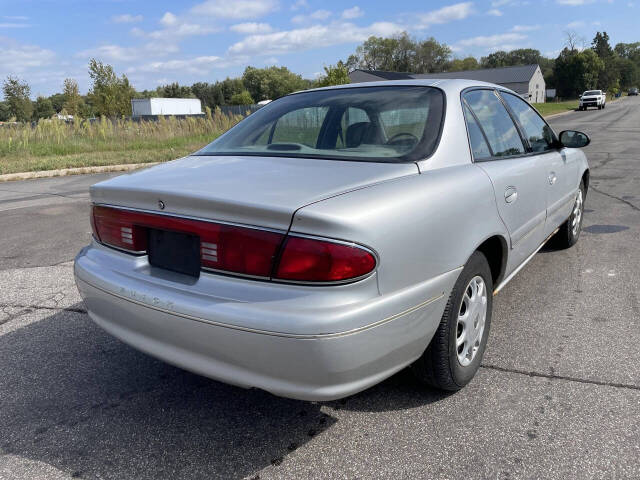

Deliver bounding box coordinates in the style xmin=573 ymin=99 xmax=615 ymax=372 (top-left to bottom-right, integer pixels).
xmin=3 ymin=15 xmax=29 ymax=20
xmin=77 ymin=43 xmax=179 ymax=63
xmin=511 ymin=24 xmax=540 ymax=32
xmin=342 ymin=6 xmax=364 ymax=19
xmin=414 ymin=2 xmax=474 ymax=29
xmin=112 ymin=14 xmax=143 ymax=24
xmin=290 ymin=0 xmax=308 ymax=10
xmin=230 ymin=22 xmax=274 ymax=34
xmin=160 ymin=12 xmax=178 ymax=26
xmin=566 ymin=20 xmax=586 ymax=28
xmin=133 ymin=12 xmax=218 ymax=39
xmin=292 ymin=9 xmax=332 ymax=24
xmin=487 ymin=8 xmax=503 ymax=15
xmin=191 ymin=0 xmax=278 ymax=19
xmin=453 ymin=32 xmax=527 ymax=51
xmin=556 ymin=0 xmax=594 ymax=4
xmin=0 ymin=37 xmax=55 ymax=76
xmin=228 ymin=21 xmax=402 ymax=56
xmin=0 ymin=22 xmax=30 ymax=28
xmin=128 ymin=56 xmax=223 ymax=74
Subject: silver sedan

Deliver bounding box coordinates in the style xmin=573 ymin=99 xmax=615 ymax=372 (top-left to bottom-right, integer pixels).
xmin=74 ymin=80 xmax=590 ymax=400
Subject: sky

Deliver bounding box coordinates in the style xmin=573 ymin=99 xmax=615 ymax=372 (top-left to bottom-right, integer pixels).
xmin=0 ymin=0 xmax=637 ymax=97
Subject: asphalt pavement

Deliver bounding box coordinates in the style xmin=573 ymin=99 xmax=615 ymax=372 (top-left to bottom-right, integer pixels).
xmin=1 ymin=97 xmax=639 ymax=479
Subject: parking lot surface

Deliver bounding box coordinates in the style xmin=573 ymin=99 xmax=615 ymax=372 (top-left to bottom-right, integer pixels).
xmin=1 ymin=97 xmax=639 ymax=479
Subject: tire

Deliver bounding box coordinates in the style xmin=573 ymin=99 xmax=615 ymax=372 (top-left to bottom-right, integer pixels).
xmin=411 ymin=251 xmax=493 ymax=391
xmin=553 ymin=180 xmax=585 ymax=249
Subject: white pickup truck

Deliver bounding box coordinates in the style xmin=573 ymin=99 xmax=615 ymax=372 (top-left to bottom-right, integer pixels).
xmin=579 ymin=90 xmax=606 ymax=110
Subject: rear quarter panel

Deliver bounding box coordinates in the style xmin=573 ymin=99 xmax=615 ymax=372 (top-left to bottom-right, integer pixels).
xmin=291 ymin=163 xmax=509 ymax=296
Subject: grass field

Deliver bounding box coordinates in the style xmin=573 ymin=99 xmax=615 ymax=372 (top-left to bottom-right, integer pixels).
xmin=0 ymin=108 xmax=244 ymax=175
xmin=533 ymin=100 xmax=579 ymax=116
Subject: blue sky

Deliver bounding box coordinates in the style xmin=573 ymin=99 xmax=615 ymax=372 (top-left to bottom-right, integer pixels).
xmin=1 ymin=0 xmax=637 ymax=97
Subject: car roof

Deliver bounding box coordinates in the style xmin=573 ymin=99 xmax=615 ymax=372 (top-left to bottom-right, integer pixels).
xmin=293 ymin=78 xmax=517 ymax=97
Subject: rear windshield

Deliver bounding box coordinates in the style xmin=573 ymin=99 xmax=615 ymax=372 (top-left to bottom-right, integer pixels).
xmin=583 ymin=91 xmax=601 ymax=96
xmin=196 ymin=86 xmax=445 ymax=163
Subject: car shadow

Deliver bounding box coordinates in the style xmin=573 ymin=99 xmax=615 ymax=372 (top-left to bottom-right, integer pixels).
xmin=1 ymin=303 xmax=444 ymax=479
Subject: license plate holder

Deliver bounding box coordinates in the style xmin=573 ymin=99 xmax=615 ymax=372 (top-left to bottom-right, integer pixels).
xmin=148 ymin=229 xmax=200 ymax=277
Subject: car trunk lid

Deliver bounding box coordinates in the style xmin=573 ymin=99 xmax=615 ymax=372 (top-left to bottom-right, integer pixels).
xmin=90 ymin=155 xmax=418 ymax=230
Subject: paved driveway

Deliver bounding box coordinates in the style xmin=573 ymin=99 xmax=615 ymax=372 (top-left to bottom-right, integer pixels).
xmin=1 ymin=97 xmax=639 ymax=479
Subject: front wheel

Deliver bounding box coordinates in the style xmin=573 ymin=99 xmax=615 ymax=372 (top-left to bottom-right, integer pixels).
xmin=411 ymin=251 xmax=493 ymax=391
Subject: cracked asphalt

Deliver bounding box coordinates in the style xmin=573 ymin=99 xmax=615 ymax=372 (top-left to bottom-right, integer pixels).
xmin=1 ymin=96 xmax=639 ymax=479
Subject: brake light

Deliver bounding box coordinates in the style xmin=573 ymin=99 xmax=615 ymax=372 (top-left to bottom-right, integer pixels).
xmin=274 ymin=237 xmax=376 ymax=282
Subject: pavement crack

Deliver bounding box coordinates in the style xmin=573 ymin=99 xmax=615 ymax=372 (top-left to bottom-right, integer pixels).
xmin=590 ymin=186 xmax=640 ymax=212
xmin=481 ymin=364 xmax=640 ymax=391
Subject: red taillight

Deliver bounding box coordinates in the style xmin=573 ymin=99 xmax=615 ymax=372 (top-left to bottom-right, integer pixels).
xmin=91 ymin=206 xmax=284 ymax=277
xmin=274 ymin=237 xmax=376 ymax=282
xmin=91 ymin=206 xmax=376 ymax=283
xmin=92 ymin=206 xmax=148 ymax=252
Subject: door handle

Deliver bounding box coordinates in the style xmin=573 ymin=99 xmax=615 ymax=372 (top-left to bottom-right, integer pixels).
xmin=504 ymin=187 xmax=518 ymax=204
xmin=548 ymin=172 xmax=557 ymax=185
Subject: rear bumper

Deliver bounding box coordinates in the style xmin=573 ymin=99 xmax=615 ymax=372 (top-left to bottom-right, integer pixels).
xmin=74 ymin=242 xmax=458 ymax=400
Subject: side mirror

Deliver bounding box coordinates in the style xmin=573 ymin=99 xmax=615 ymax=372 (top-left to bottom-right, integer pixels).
xmin=559 ymin=130 xmax=590 ymax=148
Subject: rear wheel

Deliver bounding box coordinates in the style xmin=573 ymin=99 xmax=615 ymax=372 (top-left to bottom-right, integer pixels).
xmin=553 ymin=180 xmax=585 ymax=248
xmin=411 ymin=251 xmax=493 ymax=391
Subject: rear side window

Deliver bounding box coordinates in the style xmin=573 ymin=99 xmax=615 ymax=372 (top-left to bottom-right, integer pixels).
xmin=462 ymin=104 xmax=491 ymax=159
xmin=464 ymin=90 xmax=525 ymax=158
xmin=501 ymin=93 xmax=556 ymax=153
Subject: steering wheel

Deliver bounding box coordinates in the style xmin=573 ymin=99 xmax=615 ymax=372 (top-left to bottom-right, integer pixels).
xmin=386 ymin=132 xmax=419 ymax=146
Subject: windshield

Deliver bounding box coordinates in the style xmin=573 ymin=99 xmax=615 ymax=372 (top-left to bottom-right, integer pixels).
xmin=583 ymin=91 xmax=600 ymax=96
xmin=196 ymin=86 xmax=445 ymax=163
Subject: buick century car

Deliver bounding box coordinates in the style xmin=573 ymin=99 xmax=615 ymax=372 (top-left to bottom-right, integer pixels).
xmin=75 ymin=80 xmax=590 ymax=400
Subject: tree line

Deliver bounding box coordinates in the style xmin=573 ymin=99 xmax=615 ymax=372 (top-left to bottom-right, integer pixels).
xmin=2 ymin=30 xmax=639 ymax=122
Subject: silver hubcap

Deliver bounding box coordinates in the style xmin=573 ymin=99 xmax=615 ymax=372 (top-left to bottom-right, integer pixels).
xmin=456 ymin=276 xmax=488 ymax=367
xmin=571 ymin=189 xmax=583 ymax=237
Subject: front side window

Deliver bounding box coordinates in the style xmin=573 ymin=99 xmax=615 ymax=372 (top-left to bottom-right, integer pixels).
xmin=502 ymin=93 xmax=557 ymax=153
xmin=463 ymin=90 xmax=525 ymax=158
xmin=197 ymin=86 xmax=445 ymax=163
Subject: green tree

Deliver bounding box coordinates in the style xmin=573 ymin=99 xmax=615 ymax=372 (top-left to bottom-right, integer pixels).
xmin=413 ymin=37 xmax=451 ymax=73
xmin=591 ymin=31 xmax=618 ymax=91
xmin=32 ymin=96 xmax=55 ymax=120
xmin=2 ymin=76 xmax=33 ymax=122
xmin=229 ymin=90 xmax=255 ymax=105
xmin=347 ymin=33 xmax=451 ymax=73
xmin=62 ymin=78 xmax=83 ymax=117
xmin=553 ymin=48 xmax=604 ymax=97
xmin=447 ymin=57 xmax=479 ymax=72
xmin=157 ymin=82 xmax=194 ymax=98
xmin=48 ymin=93 xmax=66 ymax=113
xmin=0 ymin=101 xmax=11 ymax=121
xmin=88 ymin=58 xmax=134 ymax=117
xmin=315 ymin=61 xmax=350 ymax=87
xmin=242 ymin=66 xmax=309 ymax=101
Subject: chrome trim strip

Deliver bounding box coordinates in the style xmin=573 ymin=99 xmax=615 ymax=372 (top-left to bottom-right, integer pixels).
xmin=547 ymin=193 xmax=575 ymax=217
xmin=93 ymin=203 xmax=288 ymax=234
xmin=79 ymin=277 xmax=445 ymax=339
xmin=511 ymin=218 xmax=545 ymax=250
xmin=494 ymin=226 xmax=560 ymax=295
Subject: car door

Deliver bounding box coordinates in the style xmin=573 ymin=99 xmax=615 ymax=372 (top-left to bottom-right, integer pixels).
xmin=462 ymin=89 xmax=548 ymax=271
xmin=500 ymin=92 xmax=579 ymax=237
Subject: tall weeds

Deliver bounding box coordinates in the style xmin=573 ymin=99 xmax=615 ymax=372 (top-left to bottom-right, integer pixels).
xmin=0 ymin=108 xmax=243 ymax=159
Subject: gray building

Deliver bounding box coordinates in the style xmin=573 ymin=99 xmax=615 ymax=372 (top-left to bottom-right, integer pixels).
xmin=349 ymin=64 xmax=546 ymax=103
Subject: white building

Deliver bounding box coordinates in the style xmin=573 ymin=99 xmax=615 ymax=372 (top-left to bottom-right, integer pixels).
xmin=131 ymin=98 xmax=202 ymax=117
